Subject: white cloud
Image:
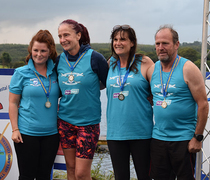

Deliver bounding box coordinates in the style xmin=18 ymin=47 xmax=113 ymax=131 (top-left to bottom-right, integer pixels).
xmin=0 ymin=0 xmax=205 ymax=45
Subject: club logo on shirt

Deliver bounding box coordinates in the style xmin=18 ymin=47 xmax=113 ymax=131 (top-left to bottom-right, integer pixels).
xmin=0 ymin=129 xmax=13 ymax=179
xmin=30 ymin=78 xmax=41 ymax=87
xmin=153 ymin=83 xmax=176 ymax=97
xmin=153 ymin=83 xmax=175 ymax=107
xmin=109 ymin=75 xmax=133 ymax=88
xmin=61 ymin=72 xmax=83 ymax=85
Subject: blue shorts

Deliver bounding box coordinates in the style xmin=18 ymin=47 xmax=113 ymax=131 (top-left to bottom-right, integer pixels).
xmin=57 ymin=118 xmax=100 ymax=159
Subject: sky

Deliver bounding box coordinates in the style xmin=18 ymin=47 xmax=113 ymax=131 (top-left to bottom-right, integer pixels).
xmin=0 ymin=0 xmax=206 ymax=45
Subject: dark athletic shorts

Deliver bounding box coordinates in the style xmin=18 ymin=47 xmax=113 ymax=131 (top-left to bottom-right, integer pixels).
xmin=57 ymin=118 xmax=100 ymax=159
xmin=150 ymin=138 xmax=196 ymax=180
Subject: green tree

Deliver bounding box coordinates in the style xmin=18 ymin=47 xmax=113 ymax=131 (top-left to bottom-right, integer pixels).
xmin=1 ymin=52 xmax=12 ymax=68
xmin=12 ymin=61 xmax=25 ymax=68
xmin=145 ymin=51 xmax=158 ymax=62
xmin=97 ymin=48 xmax=111 ymax=59
xmin=194 ymin=59 xmax=201 ymax=69
xmin=20 ymin=57 xmax=26 ymax=63
xmin=178 ymin=47 xmax=198 ymax=62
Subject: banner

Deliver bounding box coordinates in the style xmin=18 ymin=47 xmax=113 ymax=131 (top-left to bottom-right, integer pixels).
xmin=0 ymin=69 xmax=18 ymax=180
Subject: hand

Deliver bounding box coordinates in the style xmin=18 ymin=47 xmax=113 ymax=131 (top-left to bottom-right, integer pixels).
xmin=12 ymin=131 xmax=23 ymax=143
xmin=188 ymin=138 xmax=202 ymax=153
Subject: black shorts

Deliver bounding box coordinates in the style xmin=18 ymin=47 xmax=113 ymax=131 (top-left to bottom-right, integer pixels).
xmin=150 ymin=138 xmax=196 ymax=180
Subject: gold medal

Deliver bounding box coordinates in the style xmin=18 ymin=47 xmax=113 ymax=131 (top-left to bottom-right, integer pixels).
xmin=161 ymin=100 xmax=167 ymax=108
xmin=68 ymin=74 xmax=74 ymax=81
xmin=65 ymin=51 xmax=87 ymax=82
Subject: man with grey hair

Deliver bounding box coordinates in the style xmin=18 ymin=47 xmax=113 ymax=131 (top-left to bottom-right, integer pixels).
xmin=147 ymin=25 xmax=209 ymax=179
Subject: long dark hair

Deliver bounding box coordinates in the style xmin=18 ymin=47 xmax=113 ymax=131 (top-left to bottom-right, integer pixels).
xmin=110 ymin=26 xmax=143 ymax=73
xmin=59 ymin=19 xmax=90 ymax=45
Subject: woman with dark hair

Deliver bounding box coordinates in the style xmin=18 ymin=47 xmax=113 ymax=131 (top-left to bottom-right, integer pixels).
xmin=106 ymin=25 xmax=154 ymax=180
xmin=56 ymin=19 xmax=108 ymax=180
xmin=9 ymin=30 xmax=60 ymax=180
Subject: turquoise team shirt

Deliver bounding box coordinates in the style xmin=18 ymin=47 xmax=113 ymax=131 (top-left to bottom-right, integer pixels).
xmin=57 ymin=49 xmax=101 ymax=126
xmin=9 ymin=59 xmax=59 ymax=136
xmin=151 ymin=57 xmax=197 ymax=141
xmin=106 ymin=56 xmax=153 ymax=140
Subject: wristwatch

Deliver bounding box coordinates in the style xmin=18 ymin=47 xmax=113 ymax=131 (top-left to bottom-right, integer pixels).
xmin=194 ymin=134 xmax=204 ymax=142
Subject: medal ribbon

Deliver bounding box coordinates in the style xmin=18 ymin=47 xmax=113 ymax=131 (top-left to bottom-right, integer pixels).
xmin=34 ymin=72 xmax=51 ymax=99
xmin=117 ymin=55 xmax=135 ymax=92
xmin=160 ymin=55 xmax=179 ymax=98
xmin=64 ymin=51 xmax=87 ymax=71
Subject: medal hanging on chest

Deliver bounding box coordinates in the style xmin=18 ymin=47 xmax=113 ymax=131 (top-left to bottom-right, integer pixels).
xmin=118 ymin=92 xmax=125 ymax=101
xmin=65 ymin=50 xmax=87 ymax=82
xmin=161 ymin=99 xmax=167 ymax=108
xmin=34 ymin=72 xmax=51 ymax=108
xmin=160 ymin=55 xmax=179 ymax=108
xmin=68 ymin=72 xmax=74 ymax=82
xmin=117 ymin=55 xmax=135 ymax=101
xmin=45 ymin=98 xmax=51 ymax=108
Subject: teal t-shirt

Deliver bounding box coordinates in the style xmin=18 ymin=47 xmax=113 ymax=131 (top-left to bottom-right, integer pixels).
xmin=150 ymin=57 xmax=197 ymax=141
xmin=106 ymin=56 xmax=153 ymax=140
xmin=9 ymin=59 xmax=59 ymax=136
xmin=57 ymin=49 xmax=101 ymax=126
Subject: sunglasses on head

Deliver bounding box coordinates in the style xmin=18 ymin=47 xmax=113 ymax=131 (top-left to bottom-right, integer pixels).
xmin=113 ymin=25 xmax=131 ymax=31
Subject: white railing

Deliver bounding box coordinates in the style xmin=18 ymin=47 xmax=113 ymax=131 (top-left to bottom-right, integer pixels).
xmin=198 ymin=1 xmax=210 ymax=179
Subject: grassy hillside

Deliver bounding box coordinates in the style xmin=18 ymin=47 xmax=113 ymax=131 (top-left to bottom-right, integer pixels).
xmin=0 ymin=41 xmax=205 ymax=69
xmin=0 ymin=43 xmax=156 ymax=63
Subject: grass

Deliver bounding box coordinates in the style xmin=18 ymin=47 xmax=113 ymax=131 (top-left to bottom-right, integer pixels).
xmin=91 ymin=154 xmax=114 ymax=180
xmin=0 ymin=65 xmax=10 ymax=68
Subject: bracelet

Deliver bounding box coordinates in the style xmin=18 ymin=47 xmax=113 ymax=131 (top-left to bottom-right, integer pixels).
xmin=12 ymin=128 xmax=19 ymax=132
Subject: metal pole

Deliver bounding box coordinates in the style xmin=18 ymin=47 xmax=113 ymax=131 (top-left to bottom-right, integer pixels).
xmin=200 ymin=0 xmax=209 ymax=77
xmin=196 ymin=0 xmax=209 ymax=179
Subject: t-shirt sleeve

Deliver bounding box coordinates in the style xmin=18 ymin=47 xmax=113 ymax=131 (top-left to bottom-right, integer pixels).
xmin=9 ymin=69 xmax=24 ymax=95
xmin=91 ymin=51 xmax=108 ymax=87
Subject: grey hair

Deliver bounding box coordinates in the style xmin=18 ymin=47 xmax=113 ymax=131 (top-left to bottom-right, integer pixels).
xmin=155 ymin=24 xmax=179 ymax=44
